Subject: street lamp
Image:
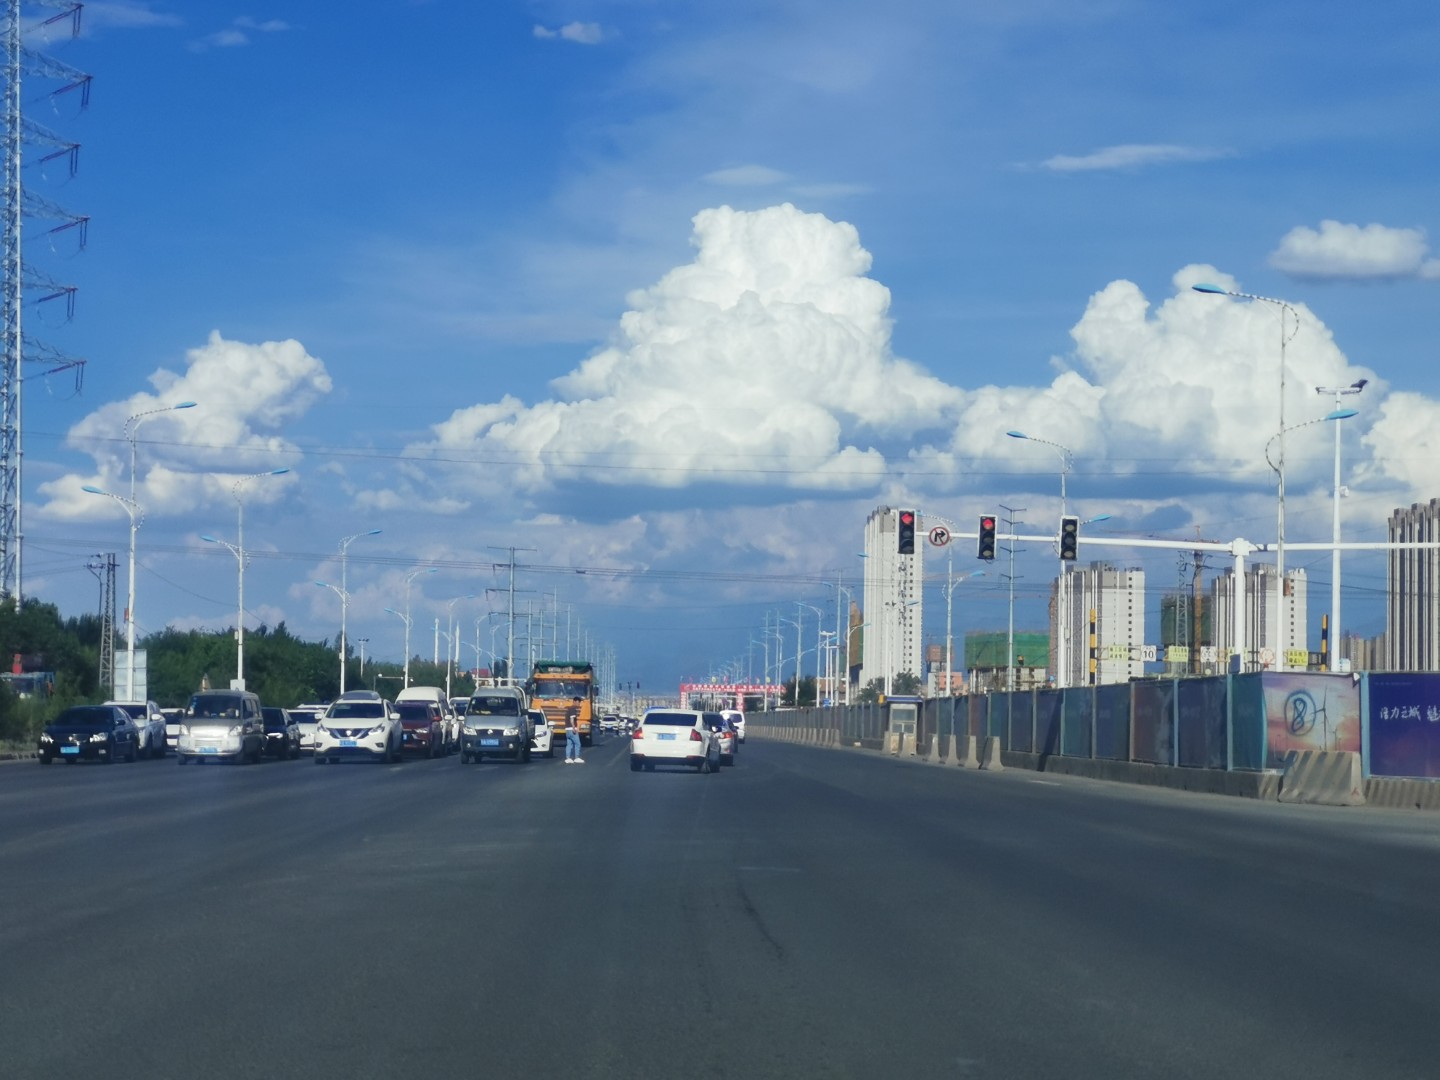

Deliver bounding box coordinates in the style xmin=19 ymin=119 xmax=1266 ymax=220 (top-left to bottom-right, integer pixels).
xmin=335 ymin=528 xmax=381 ymax=693
xmin=1316 ymin=380 xmax=1367 ymax=669
xmin=1008 ymin=431 xmax=1075 ymax=686
xmin=401 ymin=567 xmax=437 ymax=687
xmin=90 ymin=399 xmax=197 ymax=701
xmin=202 ymin=466 xmax=289 ymax=688
xmin=384 ymin=607 xmax=411 ymax=682
xmin=1263 ymin=407 xmax=1358 ymax=669
xmin=444 ymin=593 xmax=475 ymax=698
xmin=944 ymin=565 xmax=985 ymax=697
xmin=81 ymin=485 xmax=141 ymax=699
xmin=1194 ymin=282 xmax=1300 ymax=670
xmin=798 ymin=601 xmax=824 ymax=705
xmin=314 ymin=579 xmax=349 ymax=692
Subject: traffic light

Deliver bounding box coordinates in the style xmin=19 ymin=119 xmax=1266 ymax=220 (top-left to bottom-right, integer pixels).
xmin=977 ymin=514 xmax=997 ymax=561
xmin=1059 ymin=515 xmax=1080 ymax=560
xmin=897 ymin=509 xmax=916 ymax=555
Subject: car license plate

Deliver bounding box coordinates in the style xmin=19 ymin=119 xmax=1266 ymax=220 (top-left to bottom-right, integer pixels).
xmin=481 ymin=738 xmax=500 ymax=747
xmin=201 ymin=746 xmax=218 ymax=754
xmin=657 ymin=732 xmax=675 ymax=741
xmin=60 ymin=746 xmax=79 ymax=755
xmin=341 ymin=739 xmax=358 ymax=748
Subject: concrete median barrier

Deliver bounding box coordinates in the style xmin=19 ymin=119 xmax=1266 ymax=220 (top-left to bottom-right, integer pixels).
xmin=958 ymin=735 xmax=979 ymax=768
xmin=1278 ymin=750 xmax=1365 ymax=806
xmin=979 ymin=736 xmax=1003 ymax=771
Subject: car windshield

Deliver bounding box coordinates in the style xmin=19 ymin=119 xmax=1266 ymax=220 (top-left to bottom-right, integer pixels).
xmin=533 ymin=679 xmax=590 ymax=699
xmin=326 ymin=702 xmax=385 ymax=720
xmin=189 ymin=696 xmax=246 ymax=720
xmin=53 ymin=707 xmax=115 ymax=727
xmin=395 ymin=704 xmax=432 ymax=720
xmin=112 ymin=703 xmax=147 ymax=720
xmin=644 ymin=712 xmax=699 ymax=727
xmin=467 ymin=697 xmax=520 ymax=716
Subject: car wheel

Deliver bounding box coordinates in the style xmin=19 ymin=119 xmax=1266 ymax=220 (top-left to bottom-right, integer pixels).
xmin=125 ymin=741 xmax=137 ymax=763
xmin=460 ymin=752 xmax=471 ymax=764
xmin=39 ymin=754 xmax=52 ymax=765
xmin=474 ymin=753 xmax=484 ymax=764
xmin=722 ymin=753 xmax=734 ymax=767
xmin=629 ymin=758 xmax=641 ymax=772
xmin=522 ymin=744 xmax=532 ymax=764
xmin=644 ymin=761 xmax=655 ymax=772
xmin=547 ymin=744 xmax=555 ymax=759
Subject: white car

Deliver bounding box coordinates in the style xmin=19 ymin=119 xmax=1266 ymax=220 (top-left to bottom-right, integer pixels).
xmin=528 ymin=708 xmax=554 ymax=758
xmin=629 ymin=708 xmax=721 ymax=773
xmin=721 ymin=709 xmax=746 ymax=744
xmin=314 ymin=692 xmax=402 ymax=764
xmin=106 ymin=700 xmax=167 ymax=758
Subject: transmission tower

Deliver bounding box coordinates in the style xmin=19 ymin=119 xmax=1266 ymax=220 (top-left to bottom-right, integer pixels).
xmin=87 ymin=550 xmax=114 ymax=692
xmin=1 ymin=1 xmax=90 ymax=604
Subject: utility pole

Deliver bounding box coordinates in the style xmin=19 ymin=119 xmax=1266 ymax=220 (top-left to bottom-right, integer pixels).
xmin=488 ymin=545 xmax=535 ymax=686
xmin=1 ymin=2 xmax=90 ymax=603
xmin=1001 ymin=505 xmax=1024 ymax=692
xmin=87 ymin=553 xmax=116 ymax=694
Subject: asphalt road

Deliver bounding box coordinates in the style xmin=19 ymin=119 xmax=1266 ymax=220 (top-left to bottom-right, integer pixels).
xmin=4 ymin=735 xmax=1440 ymax=1079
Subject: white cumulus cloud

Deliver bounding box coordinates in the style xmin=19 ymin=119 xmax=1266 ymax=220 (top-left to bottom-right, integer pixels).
xmin=39 ymin=330 xmax=331 ymax=521
xmin=1269 ymin=220 xmax=1440 ymax=281
xmin=413 ymin=204 xmax=961 ymax=496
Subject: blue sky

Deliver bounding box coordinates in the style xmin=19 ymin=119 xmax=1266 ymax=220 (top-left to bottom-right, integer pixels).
xmin=17 ymin=0 xmax=1440 ymax=693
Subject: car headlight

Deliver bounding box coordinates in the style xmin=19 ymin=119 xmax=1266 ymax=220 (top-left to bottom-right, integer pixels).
xmin=89 ymin=732 xmax=108 ymax=742
xmin=39 ymin=733 xmax=53 ymax=744
xmin=227 ymin=725 xmax=244 ymax=737
xmin=503 ymin=726 xmax=519 ymax=737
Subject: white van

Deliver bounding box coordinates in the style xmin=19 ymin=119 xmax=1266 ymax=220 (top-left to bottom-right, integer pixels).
xmin=394 ymin=686 xmax=457 ymax=753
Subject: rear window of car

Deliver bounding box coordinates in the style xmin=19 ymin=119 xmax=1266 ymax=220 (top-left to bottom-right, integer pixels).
xmin=468 ymin=697 xmax=521 ymax=715
xmin=327 ymin=702 xmax=384 ymax=720
xmin=644 ymin=712 xmax=699 ymax=726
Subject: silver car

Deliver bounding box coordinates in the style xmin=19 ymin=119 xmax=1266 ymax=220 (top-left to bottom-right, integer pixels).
xmin=106 ymin=700 xmax=168 ymax=758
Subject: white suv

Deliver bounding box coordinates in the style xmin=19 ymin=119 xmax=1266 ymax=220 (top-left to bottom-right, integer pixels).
xmin=721 ymin=709 xmax=746 ymax=744
xmin=314 ymin=691 xmax=402 ymax=764
xmin=629 ymin=708 xmax=720 ymax=773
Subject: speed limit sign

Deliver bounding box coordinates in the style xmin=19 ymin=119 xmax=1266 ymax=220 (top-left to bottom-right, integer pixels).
xmin=928 ymin=526 xmax=950 ymax=547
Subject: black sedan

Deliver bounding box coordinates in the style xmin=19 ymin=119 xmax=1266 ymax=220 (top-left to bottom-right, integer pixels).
xmin=262 ymin=707 xmax=301 ymax=760
xmin=38 ymin=705 xmax=140 ymax=765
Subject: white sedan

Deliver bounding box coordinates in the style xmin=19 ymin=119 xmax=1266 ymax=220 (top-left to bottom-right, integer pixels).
xmin=629 ymin=709 xmax=721 ymax=773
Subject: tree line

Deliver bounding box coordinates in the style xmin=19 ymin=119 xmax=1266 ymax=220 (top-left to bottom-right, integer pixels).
xmin=0 ymin=599 xmax=477 ymax=746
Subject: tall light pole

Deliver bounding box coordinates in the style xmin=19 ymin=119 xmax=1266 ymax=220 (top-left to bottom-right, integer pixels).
xmin=444 ymin=593 xmax=474 ymax=699
xmin=1315 ymin=380 xmax=1367 ymax=669
xmin=400 ymin=566 xmax=437 ymax=687
xmin=201 ymin=466 xmax=288 ymax=689
xmin=1008 ymin=430 xmax=1072 ymax=686
xmin=945 ymin=563 xmax=985 ymax=696
xmin=1264 ymin=407 xmax=1359 ymax=671
xmin=81 ymin=485 xmax=140 ymax=699
xmin=314 ymin=579 xmax=349 ymax=693
xmin=1194 ymin=282 xmax=1300 ymax=670
xmin=384 ymin=607 xmax=411 ymax=687
xmin=356 ymin=637 xmax=369 ymax=681
xmin=335 ymin=528 xmax=381 ymax=693
xmin=91 ymin=400 xmax=197 ymax=700
xmin=799 ymin=601 xmax=823 ymax=705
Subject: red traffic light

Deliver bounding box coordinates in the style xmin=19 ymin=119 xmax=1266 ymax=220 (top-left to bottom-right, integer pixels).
xmin=980 ymin=517 xmax=995 ymax=529
xmin=900 ymin=512 xmax=914 ymax=525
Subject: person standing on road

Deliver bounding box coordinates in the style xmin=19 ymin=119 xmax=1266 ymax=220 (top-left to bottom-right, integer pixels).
xmin=564 ymin=697 xmax=584 ymax=764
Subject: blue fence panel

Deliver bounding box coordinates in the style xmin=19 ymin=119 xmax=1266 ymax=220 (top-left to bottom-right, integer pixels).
xmin=1035 ymin=690 xmax=1062 ymax=757
xmin=1010 ymin=692 xmax=1034 ymax=752
xmin=990 ymin=693 xmax=1010 ymax=745
xmin=1177 ymin=677 xmax=1227 ymax=769
xmin=1062 ymin=686 xmax=1093 ymax=758
xmin=1094 ymin=684 xmax=1130 ymax=760
xmin=1368 ymin=673 xmax=1440 ymax=778
xmin=1132 ymin=680 xmax=1175 ymax=765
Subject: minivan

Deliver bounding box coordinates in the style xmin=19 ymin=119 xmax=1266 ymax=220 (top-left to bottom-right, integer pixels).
xmin=176 ymin=690 xmax=265 ymax=765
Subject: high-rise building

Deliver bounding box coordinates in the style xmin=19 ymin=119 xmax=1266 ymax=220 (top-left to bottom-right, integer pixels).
xmin=1211 ymin=564 xmax=1307 ymax=670
xmin=1052 ymin=563 xmax=1145 ymax=686
xmin=1387 ymin=499 xmax=1440 ymax=671
xmin=860 ymin=506 xmax=923 ymax=690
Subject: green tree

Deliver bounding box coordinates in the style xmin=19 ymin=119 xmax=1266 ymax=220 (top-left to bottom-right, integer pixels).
xmin=892 ymin=671 xmax=922 ymax=695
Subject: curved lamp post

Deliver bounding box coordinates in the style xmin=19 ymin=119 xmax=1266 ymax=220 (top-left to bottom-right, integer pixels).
xmin=1262 ymin=408 xmax=1358 ymax=669
xmin=1316 ymin=380 xmax=1367 ymax=669
xmin=334 ymin=529 xmax=381 ymax=693
xmin=400 ymin=567 xmax=438 ymax=687
xmin=82 ymin=485 xmax=142 ymax=699
xmin=1194 ymin=282 xmax=1301 ymax=670
xmin=202 ymin=466 xmax=289 ymax=688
